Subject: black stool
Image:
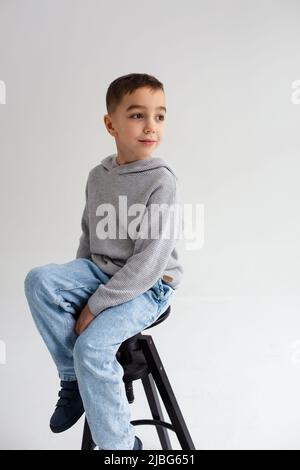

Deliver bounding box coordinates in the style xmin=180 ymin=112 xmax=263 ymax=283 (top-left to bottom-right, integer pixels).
xmin=81 ymin=305 xmax=195 ymax=450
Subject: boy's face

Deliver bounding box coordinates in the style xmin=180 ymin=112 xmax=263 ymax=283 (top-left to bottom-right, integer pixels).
xmin=104 ymin=87 xmax=166 ymax=163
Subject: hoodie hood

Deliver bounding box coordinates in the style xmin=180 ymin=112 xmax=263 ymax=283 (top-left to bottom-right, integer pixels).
xmin=101 ymin=153 xmax=178 ymax=179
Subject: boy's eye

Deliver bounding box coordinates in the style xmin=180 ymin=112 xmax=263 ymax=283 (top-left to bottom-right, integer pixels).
xmin=129 ymin=113 xmax=165 ymax=121
xmin=130 ymin=113 xmax=143 ymax=119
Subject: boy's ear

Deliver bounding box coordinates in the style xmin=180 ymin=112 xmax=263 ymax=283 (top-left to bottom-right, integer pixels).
xmin=103 ymin=115 xmax=114 ymax=135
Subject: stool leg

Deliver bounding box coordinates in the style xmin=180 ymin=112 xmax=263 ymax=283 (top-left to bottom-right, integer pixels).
xmin=81 ymin=416 xmax=96 ymax=450
xmin=125 ymin=380 xmax=135 ymax=403
xmin=142 ymin=373 xmax=172 ymax=450
xmin=140 ymin=335 xmax=196 ymax=450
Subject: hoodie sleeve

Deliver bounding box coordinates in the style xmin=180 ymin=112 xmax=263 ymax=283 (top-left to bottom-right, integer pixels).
xmin=87 ymin=173 xmax=181 ymax=317
xmin=76 ymin=177 xmax=91 ymax=260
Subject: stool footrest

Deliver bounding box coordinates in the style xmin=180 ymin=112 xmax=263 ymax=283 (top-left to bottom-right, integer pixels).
xmin=131 ymin=418 xmax=175 ymax=432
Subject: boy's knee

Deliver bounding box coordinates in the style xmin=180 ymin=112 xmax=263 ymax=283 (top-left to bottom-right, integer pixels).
xmin=24 ymin=265 xmax=52 ymax=295
xmin=73 ymin=335 xmax=88 ymax=365
xmin=73 ymin=334 xmax=114 ymax=367
xmin=24 ymin=267 xmax=40 ymax=294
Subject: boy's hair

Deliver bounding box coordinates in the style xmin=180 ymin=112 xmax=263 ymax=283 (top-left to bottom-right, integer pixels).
xmin=106 ymin=73 xmax=164 ymax=115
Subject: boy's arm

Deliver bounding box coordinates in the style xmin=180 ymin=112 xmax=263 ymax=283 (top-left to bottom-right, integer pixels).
xmin=76 ymin=178 xmax=91 ymax=260
xmin=87 ymin=175 xmax=182 ymax=317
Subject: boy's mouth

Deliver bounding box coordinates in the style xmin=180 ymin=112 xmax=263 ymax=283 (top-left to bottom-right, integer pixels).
xmin=138 ymin=140 xmax=156 ymax=145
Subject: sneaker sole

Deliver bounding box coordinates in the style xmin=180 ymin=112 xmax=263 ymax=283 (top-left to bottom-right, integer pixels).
xmin=50 ymin=408 xmax=85 ymax=433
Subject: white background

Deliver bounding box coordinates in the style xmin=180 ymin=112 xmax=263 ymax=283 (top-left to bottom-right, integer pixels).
xmin=0 ymin=0 xmax=300 ymax=449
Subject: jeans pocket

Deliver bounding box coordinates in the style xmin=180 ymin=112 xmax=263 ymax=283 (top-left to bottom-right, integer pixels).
xmin=150 ymin=278 xmax=175 ymax=304
xmin=54 ymin=282 xmax=90 ymax=314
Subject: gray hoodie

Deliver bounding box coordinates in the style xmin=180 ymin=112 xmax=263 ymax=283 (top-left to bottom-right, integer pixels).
xmin=76 ymin=153 xmax=183 ymax=316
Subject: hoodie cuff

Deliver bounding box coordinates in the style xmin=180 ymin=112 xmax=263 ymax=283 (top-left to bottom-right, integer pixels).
xmin=87 ymin=286 xmax=110 ymax=317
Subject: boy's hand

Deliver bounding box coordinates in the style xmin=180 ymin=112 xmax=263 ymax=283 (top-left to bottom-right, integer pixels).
xmin=75 ymin=304 xmax=95 ymax=335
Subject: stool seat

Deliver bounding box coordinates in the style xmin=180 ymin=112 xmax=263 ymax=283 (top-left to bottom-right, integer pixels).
xmin=81 ymin=304 xmax=195 ymax=450
xmin=144 ymin=305 xmax=171 ymax=330
xmin=116 ymin=306 xmax=171 ymax=382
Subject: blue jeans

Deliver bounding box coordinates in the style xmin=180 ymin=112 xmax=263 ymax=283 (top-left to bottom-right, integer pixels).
xmin=23 ymin=258 xmax=175 ymax=450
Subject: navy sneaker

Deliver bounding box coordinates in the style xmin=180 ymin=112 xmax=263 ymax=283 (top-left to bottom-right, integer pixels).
xmin=132 ymin=436 xmax=143 ymax=450
xmin=50 ymin=380 xmax=84 ymax=433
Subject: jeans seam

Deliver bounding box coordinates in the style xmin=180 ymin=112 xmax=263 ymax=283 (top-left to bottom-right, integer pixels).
xmin=56 ymin=285 xmax=86 ymax=293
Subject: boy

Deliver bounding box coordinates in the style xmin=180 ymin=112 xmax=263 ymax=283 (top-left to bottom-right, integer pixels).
xmin=24 ymin=73 xmax=183 ymax=450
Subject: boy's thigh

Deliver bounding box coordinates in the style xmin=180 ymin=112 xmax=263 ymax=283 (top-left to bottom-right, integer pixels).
xmin=25 ymin=258 xmax=112 ymax=315
xmin=79 ymin=281 xmax=175 ymax=349
xmin=27 ymin=258 xmax=109 ymax=292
